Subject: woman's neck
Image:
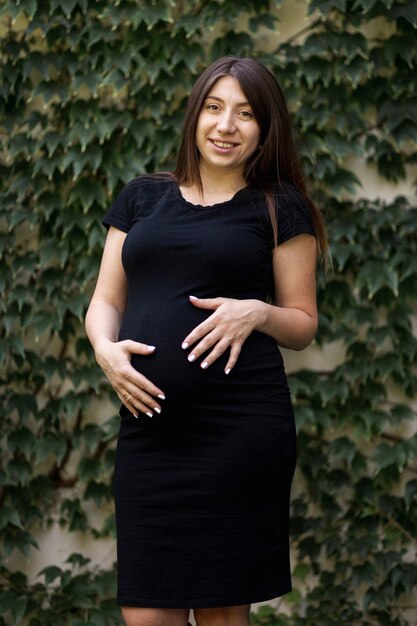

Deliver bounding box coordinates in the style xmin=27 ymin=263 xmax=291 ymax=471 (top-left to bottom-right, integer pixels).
xmin=178 ymin=162 xmax=248 ymax=206
xmin=180 ymin=175 xmax=247 ymax=206
xmin=180 ymin=166 xmax=245 ymax=205
xmin=198 ymin=163 xmax=246 ymax=195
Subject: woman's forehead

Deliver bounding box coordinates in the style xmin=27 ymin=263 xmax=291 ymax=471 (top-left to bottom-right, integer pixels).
xmin=205 ymin=75 xmax=249 ymax=104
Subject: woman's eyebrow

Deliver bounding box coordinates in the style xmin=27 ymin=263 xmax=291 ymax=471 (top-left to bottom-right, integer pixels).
xmin=205 ymin=95 xmax=251 ymax=107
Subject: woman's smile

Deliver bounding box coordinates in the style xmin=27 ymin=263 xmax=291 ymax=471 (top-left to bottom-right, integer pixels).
xmin=208 ymin=138 xmax=240 ymax=152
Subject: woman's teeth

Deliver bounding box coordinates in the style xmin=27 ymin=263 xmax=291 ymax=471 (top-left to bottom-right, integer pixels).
xmin=212 ymin=140 xmax=235 ymax=148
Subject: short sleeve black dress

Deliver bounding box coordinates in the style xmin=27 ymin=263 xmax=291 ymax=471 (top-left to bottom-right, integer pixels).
xmin=102 ymin=176 xmax=316 ymax=609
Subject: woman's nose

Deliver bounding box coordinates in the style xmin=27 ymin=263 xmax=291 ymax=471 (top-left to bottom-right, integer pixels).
xmin=217 ymin=110 xmax=236 ymax=134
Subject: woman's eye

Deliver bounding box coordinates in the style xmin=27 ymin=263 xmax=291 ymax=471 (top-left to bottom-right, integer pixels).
xmin=239 ymin=110 xmax=253 ymax=119
xmin=207 ymin=103 xmax=219 ymax=111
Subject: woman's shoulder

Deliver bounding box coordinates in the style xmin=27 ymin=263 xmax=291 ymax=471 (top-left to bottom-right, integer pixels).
xmin=122 ymin=172 xmax=175 ymax=197
xmin=249 ymin=181 xmax=312 ymax=217
xmin=255 ymin=181 xmax=316 ymax=245
xmin=249 ymin=180 xmax=308 ymax=201
xmin=270 ymin=181 xmax=308 ymax=203
xmin=270 ymin=182 xmax=314 ymax=220
xmin=103 ymin=173 xmax=175 ymax=232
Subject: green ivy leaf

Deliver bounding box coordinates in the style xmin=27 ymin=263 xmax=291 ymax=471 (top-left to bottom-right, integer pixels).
xmin=3 ymin=528 xmax=39 ymax=559
xmin=36 ymin=432 xmax=67 ymax=465
xmin=293 ymin=561 xmax=310 ymax=582
xmin=308 ymin=0 xmax=348 ymax=15
xmin=60 ymin=498 xmax=88 ymax=532
xmin=0 ymin=591 xmax=27 ymax=625
xmin=84 ymin=480 xmax=110 ymax=506
xmin=142 ymin=4 xmax=174 ymax=30
xmin=68 ymin=179 xmax=108 ymax=211
xmin=357 ymin=261 xmax=399 ymax=299
xmin=404 ymin=479 xmax=417 ymax=509
xmin=373 ymin=442 xmax=408 ymax=472
xmin=325 ymin=169 xmax=362 ymax=198
xmin=77 ymin=457 xmax=102 ymax=481
xmin=390 ymin=404 xmax=415 ymax=422
xmin=38 ymin=565 xmax=63 ymax=585
xmin=7 ymin=458 xmax=33 ymax=485
xmin=392 ymin=2 xmax=417 ymax=26
xmin=7 ymin=394 xmax=38 ymax=421
xmin=65 ymin=552 xmax=91 ymax=567
xmin=8 ymin=427 xmax=36 ymax=457
xmin=0 ymin=505 xmax=22 ymax=531
xmin=329 ymin=436 xmax=357 ymax=465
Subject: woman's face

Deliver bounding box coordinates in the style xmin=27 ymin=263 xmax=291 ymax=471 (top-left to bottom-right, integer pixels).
xmin=195 ymin=75 xmax=260 ymax=178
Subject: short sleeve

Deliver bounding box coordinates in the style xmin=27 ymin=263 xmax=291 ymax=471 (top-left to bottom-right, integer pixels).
xmin=102 ymin=178 xmax=141 ymax=233
xmin=275 ymin=185 xmax=316 ymax=246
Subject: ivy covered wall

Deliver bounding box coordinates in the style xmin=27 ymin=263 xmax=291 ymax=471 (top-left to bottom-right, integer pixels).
xmin=0 ymin=0 xmax=416 ymax=625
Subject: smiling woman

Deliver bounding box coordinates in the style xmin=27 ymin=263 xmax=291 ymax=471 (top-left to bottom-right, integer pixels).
xmin=85 ymin=56 xmax=327 ymax=626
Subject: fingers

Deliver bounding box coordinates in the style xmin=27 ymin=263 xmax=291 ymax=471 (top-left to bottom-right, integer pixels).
xmin=184 ymin=329 xmax=223 ymax=364
xmin=114 ymin=342 xmax=165 ymax=401
xmin=197 ymin=338 xmax=231 ymax=371
xmin=121 ymin=340 xmax=156 ymax=355
xmin=117 ymin=390 xmax=141 ymax=418
xmin=182 ymin=297 xmax=232 ymax=348
xmin=118 ymin=383 xmax=163 ymax=418
xmin=181 ymin=319 xmax=217 ymax=353
xmin=189 ymin=295 xmax=225 ymax=309
xmin=115 ymin=370 xmax=166 ymax=418
xmin=182 ymin=298 xmax=247 ymax=373
xmin=106 ymin=354 xmax=165 ymax=418
xmin=98 ymin=340 xmax=166 ymax=419
xmin=184 ymin=330 xmax=243 ymax=375
xmin=224 ymin=343 xmax=242 ymax=374
xmin=112 ymin=361 xmax=164 ymax=398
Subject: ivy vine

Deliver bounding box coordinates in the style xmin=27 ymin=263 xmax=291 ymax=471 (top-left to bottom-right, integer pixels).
xmin=0 ymin=1 xmax=416 ymax=625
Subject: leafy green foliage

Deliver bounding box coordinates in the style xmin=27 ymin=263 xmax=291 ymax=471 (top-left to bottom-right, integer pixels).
xmin=1 ymin=0 xmax=416 ymax=624
xmin=0 ymin=553 xmax=123 ymax=626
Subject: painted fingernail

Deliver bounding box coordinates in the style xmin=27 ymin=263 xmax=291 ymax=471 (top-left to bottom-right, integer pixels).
xmin=181 ymin=342 xmax=189 ymax=349
xmin=133 ymin=413 xmax=139 ymax=418
xmin=146 ymin=411 xmax=153 ymax=418
xmin=189 ymin=295 xmax=198 ymax=300
xmin=147 ymin=345 xmax=156 ymax=351
xmin=157 ymin=394 xmax=166 ymax=400
xmin=201 ymin=361 xmax=209 ymax=369
xmin=225 ymin=368 xmax=231 ymax=375
xmin=188 ymin=354 xmax=196 ymax=362
xmin=153 ymin=407 xmax=161 ymax=414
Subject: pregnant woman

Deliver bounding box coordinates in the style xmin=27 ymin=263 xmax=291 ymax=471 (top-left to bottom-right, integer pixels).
xmin=85 ymin=56 xmax=326 ymax=626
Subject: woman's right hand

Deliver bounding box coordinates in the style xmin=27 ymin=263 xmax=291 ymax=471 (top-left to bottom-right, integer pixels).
xmin=95 ymin=339 xmax=165 ymax=418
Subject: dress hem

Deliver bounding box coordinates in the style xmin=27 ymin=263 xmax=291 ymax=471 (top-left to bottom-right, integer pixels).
xmin=116 ymin=585 xmax=292 ymax=609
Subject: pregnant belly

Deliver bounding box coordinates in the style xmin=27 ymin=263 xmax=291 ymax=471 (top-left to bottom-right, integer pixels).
xmin=118 ymin=300 xmax=286 ymax=403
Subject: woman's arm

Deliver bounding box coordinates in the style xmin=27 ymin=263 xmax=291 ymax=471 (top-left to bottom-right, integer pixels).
xmin=85 ymin=227 xmax=166 ymax=417
xmin=181 ymin=233 xmax=318 ymax=372
xmin=85 ymin=227 xmax=128 ymax=350
xmin=255 ymin=233 xmax=318 ymax=350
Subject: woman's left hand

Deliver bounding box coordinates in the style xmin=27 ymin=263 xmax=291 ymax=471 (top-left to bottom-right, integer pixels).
xmin=181 ymin=296 xmax=266 ymax=374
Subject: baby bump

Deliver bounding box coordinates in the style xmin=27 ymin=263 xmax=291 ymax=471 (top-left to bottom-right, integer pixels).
xmin=118 ymin=302 xmax=224 ymax=400
xmin=130 ymin=338 xmax=229 ymax=400
xmin=118 ymin=301 xmax=286 ymax=402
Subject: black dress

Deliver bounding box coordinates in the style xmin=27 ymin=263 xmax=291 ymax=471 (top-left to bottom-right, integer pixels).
xmin=102 ymin=176 xmax=316 ymax=609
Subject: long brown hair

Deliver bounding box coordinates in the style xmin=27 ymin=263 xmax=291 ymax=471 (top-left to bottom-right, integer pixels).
xmin=174 ymin=56 xmax=327 ymax=259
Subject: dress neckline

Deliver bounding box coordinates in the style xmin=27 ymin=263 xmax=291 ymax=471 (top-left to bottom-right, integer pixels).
xmin=173 ymin=180 xmax=250 ymax=210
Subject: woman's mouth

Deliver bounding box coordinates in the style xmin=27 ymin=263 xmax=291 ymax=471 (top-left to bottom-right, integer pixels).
xmin=209 ymin=139 xmax=239 ymax=151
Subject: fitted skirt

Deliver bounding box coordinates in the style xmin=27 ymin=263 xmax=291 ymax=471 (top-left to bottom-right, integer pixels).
xmin=113 ymin=359 xmax=297 ymax=609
